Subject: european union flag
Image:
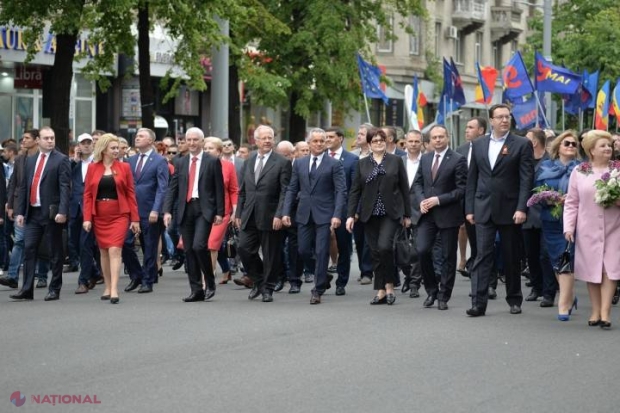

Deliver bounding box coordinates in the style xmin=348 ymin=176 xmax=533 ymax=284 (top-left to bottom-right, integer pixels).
xmin=535 ymin=52 xmax=581 ymax=95
xmin=450 ymin=58 xmax=466 ymax=106
xmin=356 ymin=54 xmax=389 ymax=105
xmin=436 ymin=92 xmax=459 ymax=126
xmin=502 ymin=51 xmax=534 ymax=102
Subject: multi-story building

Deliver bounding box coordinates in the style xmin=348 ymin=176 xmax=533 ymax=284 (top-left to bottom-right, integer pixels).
xmin=369 ymin=0 xmax=540 ymax=145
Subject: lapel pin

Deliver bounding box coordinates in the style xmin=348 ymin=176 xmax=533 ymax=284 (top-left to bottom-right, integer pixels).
xmin=501 ymin=146 xmax=509 ymax=155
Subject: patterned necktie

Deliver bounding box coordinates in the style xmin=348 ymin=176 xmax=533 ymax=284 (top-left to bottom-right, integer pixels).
xmin=136 ymin=154 xmax=146 ymax=179
xmin=255 ymin=156 xmax=264 ymax=184
xmin=330 ymin=151 xmax=336 ymax=158
xmin=30 ymin=153 xmax=46 ymax=205
xmin=186 ymin=156 xmax=198 ymax=202
xmin=431 ymin=154 xmax=440 ymax=181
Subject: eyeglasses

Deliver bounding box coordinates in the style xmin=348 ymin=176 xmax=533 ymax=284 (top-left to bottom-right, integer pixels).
xmin=493 ymin=115 xmax=511 ymax=121
xmin=370 ymin=139 xmax=386 ymax=144
xmin=563 ymin=141 xmax=578 ymax=148
xmin=167 ymin=151 xmax=178 ymax=155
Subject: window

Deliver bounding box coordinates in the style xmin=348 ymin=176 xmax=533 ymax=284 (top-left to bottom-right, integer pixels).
xmin=409 ymin=15 xmax=421 ymax=55
xmin=511 ymin=40 xmax=518 ymax=56
xmin=377 ymin=17 xmax=393 ymax=53
xmin=475 ymin=32 xmax=483 ymax=64
xmin=434 ymin=22 xmax=442 ymax=57
xmin=492 ymin=41 xmax=502 ymax=70
xmin=454 ymin=30 xmax=463 ymax=64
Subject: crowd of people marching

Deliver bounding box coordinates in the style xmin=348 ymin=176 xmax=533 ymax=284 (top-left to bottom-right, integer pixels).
xmin=1 ymin=103 xmax=619 ymax=328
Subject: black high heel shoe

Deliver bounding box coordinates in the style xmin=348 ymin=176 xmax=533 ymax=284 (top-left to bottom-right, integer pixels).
xmin=370 ymin=295 xmax=387 ymax=305
xmin=588 ymin=319 xmax=601 ymax=327
xmin=110 ymin=296 xmax=120 ymax=304
xmin=600 ymin=320 xmax=611 ymax=329
xmin=101 ymin=294 xmax=111 ymax=300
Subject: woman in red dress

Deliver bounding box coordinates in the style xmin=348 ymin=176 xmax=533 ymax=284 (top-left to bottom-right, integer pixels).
xmin=83 ymin=134 xmax=140 ymax=304
xmin=204 ymin=137 xmax=239 ymax=284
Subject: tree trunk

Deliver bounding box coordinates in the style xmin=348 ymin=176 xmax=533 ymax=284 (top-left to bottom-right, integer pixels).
xmin=228 ymin=63 xmax=241 ymax=146
xmin=288 ymin=92 xmax=306 ymax=142
xmin=138 ymin=3 xmax=154 ymax=130
xmin=50 ymin=33 xmax=78 ymax=155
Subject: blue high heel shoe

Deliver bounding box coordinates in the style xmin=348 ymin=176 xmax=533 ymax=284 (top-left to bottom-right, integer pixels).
xmin=569 ymin=297 xmax=578 ymax=315
xmin=557 ymin=314 xmax=570 ymax=321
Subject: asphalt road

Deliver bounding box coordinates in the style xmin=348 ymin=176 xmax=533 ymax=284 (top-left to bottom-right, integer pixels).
xmin=1 ymin=265 xmax=619 ymax=413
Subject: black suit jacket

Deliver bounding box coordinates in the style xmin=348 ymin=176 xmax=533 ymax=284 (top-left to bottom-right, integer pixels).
xmin=465 ymin=133 xmax=534 ymax=225
xmin=455 ymin=142 xmax=471 ymax=158
xmin=236 ymin=151 xmax=292 ymax=231
xmin=16 ymin=149 xmax=71 ymax=220
xmin=163 ymin=152 xmax=225 ymax=222
xmin=347 ymin=153 xmax=411 ymax=223
xmin=413 ymin=148 xmax=467 ymax=228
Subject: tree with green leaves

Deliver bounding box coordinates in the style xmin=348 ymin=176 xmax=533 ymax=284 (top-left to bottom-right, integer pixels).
xmin=234 ymin=0 xmax=426 ymax=140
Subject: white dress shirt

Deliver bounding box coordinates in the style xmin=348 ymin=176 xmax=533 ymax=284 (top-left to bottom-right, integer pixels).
xmin=488 ymin=132 xmax=509 ymax=169
xmin=81 ymin=155 xmax=94 ymax=182
xmin=255 ymin=150 xmax=272 ymax=173
xmin=406 ymin=153 xmax=421 ymax=187
xmin=189 ymin=151 xmax=204 ymax=199
xmin=328 ymin=147 xmax=343 ymax=160
xmin=309 ymin=152 xmax=325 ymax=172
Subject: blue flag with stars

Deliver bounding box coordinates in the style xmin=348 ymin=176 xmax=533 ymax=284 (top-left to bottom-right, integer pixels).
xmin=356 ymin=54 xmax=389 ymax=105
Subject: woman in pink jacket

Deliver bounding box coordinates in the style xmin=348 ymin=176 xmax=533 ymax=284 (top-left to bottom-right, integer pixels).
xmin=564 ymin=130 xmax=620 ymax=329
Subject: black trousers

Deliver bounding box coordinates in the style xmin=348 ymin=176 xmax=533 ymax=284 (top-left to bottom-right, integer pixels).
xmin=281 ymin=226 xmax=304 ymax=287
xmin=471 ymin=221 xmax=524 ymax=309
xmin=464 ymin=220 xmax=477 ymax=271
xmin=180 ymin=200 xmax=214 ymax=293
xmin=364 ymin=215 xmax=400 ymax=291
xmin=238 ymin=212 xmax=284 ymax=293
xmin=22 ymin=207 xmax=65 ymax=296
xmin=417 ymin=216 xmax=459 ymax=302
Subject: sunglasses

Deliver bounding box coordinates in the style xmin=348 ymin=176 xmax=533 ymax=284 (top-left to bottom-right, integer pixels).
xmin=167 ymin=151 xmax=178 ymax=155
xmin=223 ymin=143 xmax=233 ymax=147
xmin=563 ymin=141 xmax=577 ymax=148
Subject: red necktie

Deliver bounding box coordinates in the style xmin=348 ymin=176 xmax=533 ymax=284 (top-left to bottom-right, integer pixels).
xmin=186 ymin=156 xmax=198 ymax=202
xmin=330 ymin=151 xmax=336 ymax=158
xmin=30 ymin=153 xmax=46 ymax=205
xmin=431 ymin=154 xmax=440 ymax=181
xmin=135 ymin=154 xmax=146 ymax=179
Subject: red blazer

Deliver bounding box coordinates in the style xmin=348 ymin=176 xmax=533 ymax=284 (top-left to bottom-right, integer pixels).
xmin=83 ymin=160 xmax=139 ymax=222
xmin=221 ymin=159 xmax=239 ymax=216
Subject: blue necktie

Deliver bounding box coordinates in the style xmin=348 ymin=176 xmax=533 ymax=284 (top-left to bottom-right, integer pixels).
xmin=310 ymin=157 xmax=317 ymax=180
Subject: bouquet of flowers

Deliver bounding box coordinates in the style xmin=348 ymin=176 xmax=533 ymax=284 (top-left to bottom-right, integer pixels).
xmin=527 ymin=184 xmax=565 ymax=219
xmin=594 ymin=163 xmax=620 ymax=207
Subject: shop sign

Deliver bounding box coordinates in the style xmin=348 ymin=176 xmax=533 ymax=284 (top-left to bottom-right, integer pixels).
xmin=14 ymin=65 xmax=43 ymax=89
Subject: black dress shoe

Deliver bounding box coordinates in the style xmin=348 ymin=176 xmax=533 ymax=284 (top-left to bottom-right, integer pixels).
xmin=172 ymin=258 xmax=185 ymax=271
xmin=289 ymin=284 xmax=301 ymax=294
xmin=466 ymin=306 xmax=486 ymax=317
xmin=438 ymin=301 xmax=448 ymax=310
xmin=274 ymin=280 xmax=284 ymax=292
xmin=182 ymin=292 xmax=205 ymax=302
xmin=36 ymin=279 xmax=47 ymax=288
xmin=204 ymin=289 xmax=215 ymax=301
xmin=335 ymin=286 xmax=346 ymax=296
xmin=401 ymin=283 xmax=411 ymax=294
xmin=248 ymin=286 xmax=261 ymax=300
xmin=386 ymin=294 xmax=396 ymax=305
xmin=525 ymin=290 xmax=540 ymax=301
xmin=540 ymin=297 xmax=554 ymax=307
xmin=423 ymin=296 xmax=436 ymax=308
xmin=310 ymin=293 xmax=321 ymax=304
xmin=10 ymin=290 xmax=33 ymax=300
xmin=0 ymin=276 xmax=18 ymax=289
xmin=409 ymin=287 xmax=420 ymax=298
xmin=509 ymin=305 xmax=522 ymax=314
xmin=370 ymin=295 xmax=387 ymax=305
xmin=262 ymin=291 xmax=273 ymax=302
xmin=44 ymin=291 xmax=60 ymax=301
xmin=488 ymin=287 xmax=497 ymax=299
xmin=138 ymin=285 xmax=153 ymax=293
xmin=124 ymin=280 xmax=141 ymax=292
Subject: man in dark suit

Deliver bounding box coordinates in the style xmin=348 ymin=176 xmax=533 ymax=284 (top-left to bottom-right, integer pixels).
xmin=413 ymin=125 xmax=467 ymax=310
xmin=324 ymin=127 xmax=358 ymax=295
xmin=282 ymin=128 xmax=347 ymax=304
xmin=11 ymin=126 xmax=71 ymax=301
xmin=455 ymin=117 xmax=487 ymax=280
xmin=465 ymin=104 xmax=534 ymax=316
xmin=70 ymin=133 xmax=102 ymax=294
xmin=123 ymin=128 xmax=170 ymax=294
xmin=221 ymin=138 xmax=244 ymax=184
xmin=163 ymin=127 xmax=225 ymax=302
xmin=235 ymin=125 xmax=292 ymax=302
xmin=383 ymin=126 xmax=407 ymax=157
xmin=401 ymin=130 xmax=423 ymax=298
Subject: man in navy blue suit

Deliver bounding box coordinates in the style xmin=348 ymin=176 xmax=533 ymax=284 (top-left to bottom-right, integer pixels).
xmin=324 ymin=127 xmax=358 ymax=296
xmin=70 ymin=133 xmax=102 ymax=294
xmin=122 ymin=128 xmax=170 ymax=293
xmin=282 ymin=128 xmax=347 ymax=304
xmin=11 ymin=126 xmax=71 ymax=301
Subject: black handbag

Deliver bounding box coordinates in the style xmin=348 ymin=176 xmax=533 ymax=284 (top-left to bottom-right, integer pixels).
xmin=225 ymin=224 xmax=238 ymax=258
xmin=394 ymin=227 xmax=417 ymax=267
xmin=554 ymin=241 xmax=573 ymax=274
